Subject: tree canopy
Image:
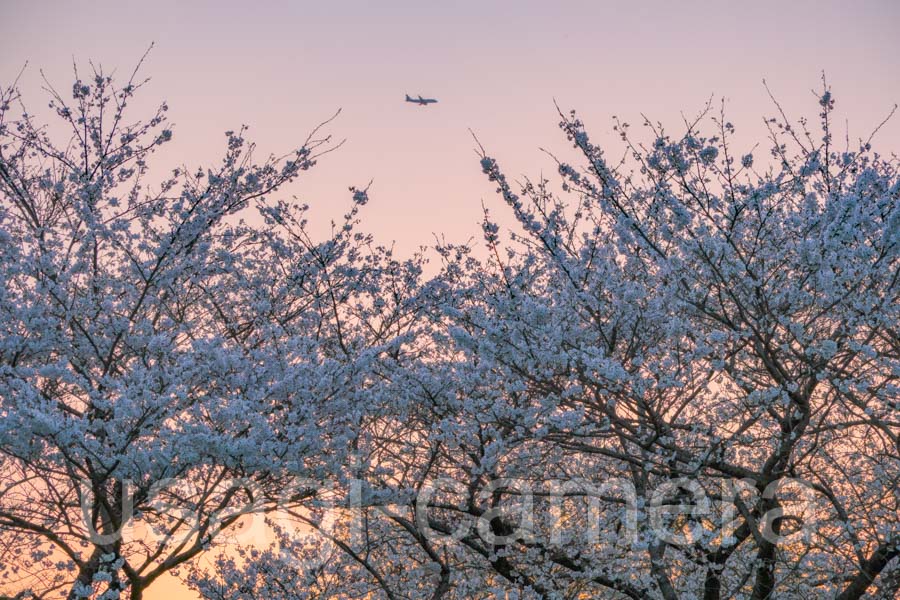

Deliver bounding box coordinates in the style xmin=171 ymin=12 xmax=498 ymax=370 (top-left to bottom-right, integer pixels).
xmin=1 ymin=64 xmax=897 ymax=600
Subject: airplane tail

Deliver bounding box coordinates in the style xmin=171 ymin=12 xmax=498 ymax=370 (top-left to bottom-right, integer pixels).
xmin=405 ymin=94 xmax=412 ymax=101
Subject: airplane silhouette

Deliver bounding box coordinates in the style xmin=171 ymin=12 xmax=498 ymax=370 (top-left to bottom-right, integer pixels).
xmin=405 ymin=94 xmax=438 ymax=106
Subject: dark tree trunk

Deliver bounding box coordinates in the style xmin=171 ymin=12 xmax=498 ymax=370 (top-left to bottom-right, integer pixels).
xmin=835 ymin=543 xmax=899 ymax=600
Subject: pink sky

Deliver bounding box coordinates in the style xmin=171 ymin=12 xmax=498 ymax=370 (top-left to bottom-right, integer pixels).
xmin=2 ymin=1 xmax=899 ymax=597
xmin=4 ymin=1 xmax=899 ymax=257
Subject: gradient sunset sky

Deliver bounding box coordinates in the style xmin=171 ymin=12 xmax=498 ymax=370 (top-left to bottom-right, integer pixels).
xmin=2 ymin=1 xmax=899 ymax=597
xmin=4 ymin=0 xmax=900 ymax=257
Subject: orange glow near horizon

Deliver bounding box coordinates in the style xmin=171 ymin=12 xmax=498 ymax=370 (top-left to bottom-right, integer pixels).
xmin=151 ymin=574 xmax=200 ymax=600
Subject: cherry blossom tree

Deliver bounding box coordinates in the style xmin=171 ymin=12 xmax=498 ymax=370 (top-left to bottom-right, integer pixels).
xmin=199 ymin=83 xmax=898 ymax=600
xmin=430 ymin=86 xmax=899 ymax=599
xmin=2 ymin=58 xmax=897 ymax=600
xmin=0 ymin=58 xmax=426 ymax=600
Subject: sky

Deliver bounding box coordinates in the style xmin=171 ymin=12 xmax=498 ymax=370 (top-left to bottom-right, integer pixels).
xmin=3 ymin=0 xmax=900 ymax=258
xmin=2 ymin=0 xmax=899 ymax=596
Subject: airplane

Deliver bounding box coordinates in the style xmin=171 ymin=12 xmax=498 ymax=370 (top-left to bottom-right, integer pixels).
xmin=405 ymin=93 xmax=438 ymax=106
